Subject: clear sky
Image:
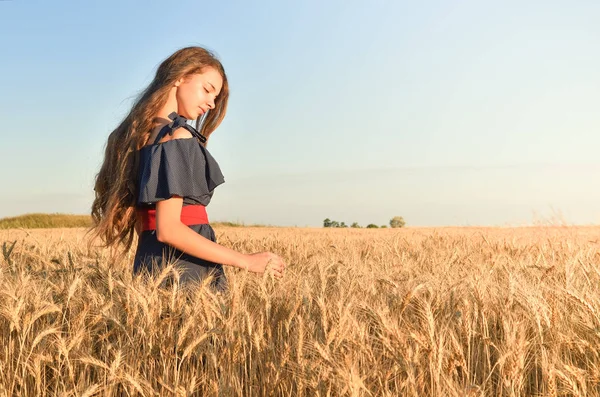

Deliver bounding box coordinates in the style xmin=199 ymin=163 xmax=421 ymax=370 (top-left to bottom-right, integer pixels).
xmin=1 ymin=0 xmax=599 ymax=227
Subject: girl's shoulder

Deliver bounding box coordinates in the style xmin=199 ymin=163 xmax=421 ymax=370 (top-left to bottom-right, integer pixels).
xmin=146 ymin=126 xmax=194 ymax=148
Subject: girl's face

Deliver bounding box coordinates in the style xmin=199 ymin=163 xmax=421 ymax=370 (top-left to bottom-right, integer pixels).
xmin=174 ymin=66 xmax=223 ymax=120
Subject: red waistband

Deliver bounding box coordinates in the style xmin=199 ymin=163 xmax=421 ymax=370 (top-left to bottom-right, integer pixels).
xmin=136 ymin=204 xmax=209 ymax=232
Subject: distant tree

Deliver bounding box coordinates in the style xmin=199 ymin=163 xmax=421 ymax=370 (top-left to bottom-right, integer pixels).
xmin=324 ymin=219 xmax=356 ymax=228
xmin=389 ymin=216 xmax=406 ymax=228
xmin=380 ymin=225 xmax=387 ymax=228
xmin=366 ymin=224 xmax=379 ymax=228
xmin=351 ymin=222 xmax=361 ymax=228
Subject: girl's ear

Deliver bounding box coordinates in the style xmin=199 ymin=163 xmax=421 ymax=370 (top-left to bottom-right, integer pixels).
xmin=174 ymin=77 xmax=184 ymax=87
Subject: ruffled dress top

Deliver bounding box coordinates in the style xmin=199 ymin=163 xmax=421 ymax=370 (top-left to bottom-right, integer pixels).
xmin=132 ymin=112 xmax=227 ymax=291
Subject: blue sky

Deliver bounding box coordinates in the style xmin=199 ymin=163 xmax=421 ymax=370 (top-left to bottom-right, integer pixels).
xmin=1 ymin=0 xmax=599 ymax=227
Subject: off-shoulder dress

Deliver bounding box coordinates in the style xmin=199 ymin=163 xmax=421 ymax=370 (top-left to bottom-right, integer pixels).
xmin=133 ymin=112 xmax=227 ymax=291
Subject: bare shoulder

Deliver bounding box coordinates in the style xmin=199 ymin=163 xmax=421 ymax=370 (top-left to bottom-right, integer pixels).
xmin=154 ymin=127 xmax=193 ymax=144
xmin=170 ymin=127 xmax=193 ymax=140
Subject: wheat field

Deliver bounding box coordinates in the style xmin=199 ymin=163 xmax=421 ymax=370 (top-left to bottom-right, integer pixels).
xmin=0 ymin=225 xmax=599 ymax=396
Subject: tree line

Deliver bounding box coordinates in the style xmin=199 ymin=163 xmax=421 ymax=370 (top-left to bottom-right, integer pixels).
xmin=323 ymin=216 xmax=405 ymax=229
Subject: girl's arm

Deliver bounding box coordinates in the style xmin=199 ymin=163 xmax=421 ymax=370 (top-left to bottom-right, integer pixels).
xmin=154 ymin=197 xmax=286 ymax=278
xmin=155 ymin=196 xmax=247 ymax=269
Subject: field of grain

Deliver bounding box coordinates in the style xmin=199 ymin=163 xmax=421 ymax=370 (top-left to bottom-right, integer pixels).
xmin=0 ymin=225 xmax=599 ymax=396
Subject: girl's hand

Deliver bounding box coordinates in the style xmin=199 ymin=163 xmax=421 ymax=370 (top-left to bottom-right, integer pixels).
xmin=238 ymin=252 xmax=286 ymax=278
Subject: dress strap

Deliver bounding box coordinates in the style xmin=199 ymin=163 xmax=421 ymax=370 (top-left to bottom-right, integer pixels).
xmin=152 ymin=112 xmax=207 ymax=145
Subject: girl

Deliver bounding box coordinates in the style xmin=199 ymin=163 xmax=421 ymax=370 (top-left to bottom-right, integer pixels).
xmin=89 ymin=46 xmax=286 ymax=291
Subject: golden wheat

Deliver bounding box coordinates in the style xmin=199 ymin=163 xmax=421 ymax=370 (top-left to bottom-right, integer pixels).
xmin=0 ymin=225 xmax=599 ymax=395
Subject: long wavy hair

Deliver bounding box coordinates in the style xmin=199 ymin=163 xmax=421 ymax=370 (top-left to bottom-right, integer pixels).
xmin=88 ymin=46 xmax=230 ymax=259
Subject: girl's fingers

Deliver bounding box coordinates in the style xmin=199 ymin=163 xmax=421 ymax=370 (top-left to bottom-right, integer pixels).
xmin=271 ymin=263 xmax=283 ymax=273
xmin=263 ymin=256 xmax=285 ymax=278
xmin=267 ymin=263 xmax=284 ymax=278
xmin=268 ymin=257 xmax=282 ymax=268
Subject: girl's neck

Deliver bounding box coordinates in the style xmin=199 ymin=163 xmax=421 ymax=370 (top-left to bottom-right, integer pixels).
xmin=155 ymin=86 xmax=179 ymax=121
xmin=147 ymin=88 xmax=179 ymax=143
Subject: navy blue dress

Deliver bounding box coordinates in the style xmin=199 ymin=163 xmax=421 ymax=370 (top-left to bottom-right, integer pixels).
xmin=133 ymin=112 xmax=228 ymax=292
